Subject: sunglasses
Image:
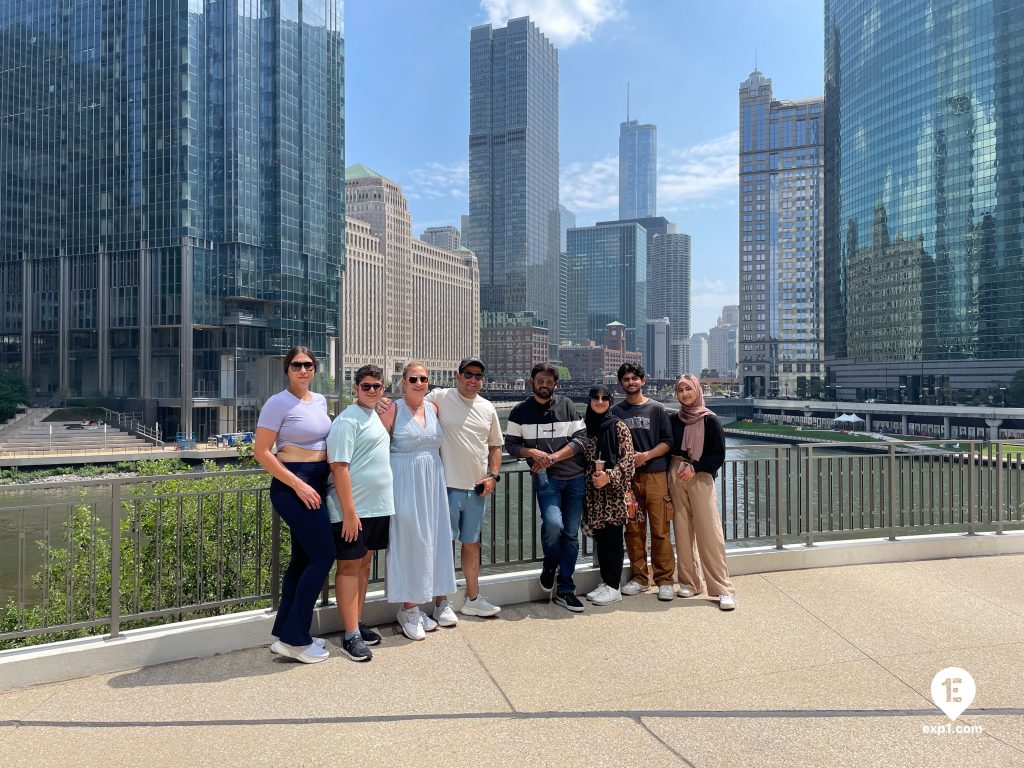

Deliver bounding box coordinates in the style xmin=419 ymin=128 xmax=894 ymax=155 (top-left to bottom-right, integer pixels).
xmin=590 ymin=395 xmax=611 ymax=402
xmin=358 ymin=383 xmax=384 ymax=392
xmin=461 ymin=371 xmax=484 ymax=380
xmin=406 ymin=376 xmax=429 ymax=384
xmin=289 ymin=361 xmax=315 ymax=371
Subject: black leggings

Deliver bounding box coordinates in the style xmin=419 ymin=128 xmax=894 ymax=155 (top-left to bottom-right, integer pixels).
xmin=593 ymin=524 xmax=625 ymax=588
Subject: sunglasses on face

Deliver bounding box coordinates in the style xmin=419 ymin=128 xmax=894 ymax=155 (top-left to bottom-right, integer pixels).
xmin=289 ymin=361 xmax=315 ymax=371
xmin=591 ymin=395 xmax=611 ymax=402
xmin=358 ymin=383 xmax=384 ymax=392
xmin=461 ymin=371 xmax=484 ymax=380
xmin=407 ymin=376 xmax=428 ymax=384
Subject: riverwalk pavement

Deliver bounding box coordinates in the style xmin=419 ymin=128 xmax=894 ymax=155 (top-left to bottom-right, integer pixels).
xmin=1 ymin=554 xmax=1022 ymax=767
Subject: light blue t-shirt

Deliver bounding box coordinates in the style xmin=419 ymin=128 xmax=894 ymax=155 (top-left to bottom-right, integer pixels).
xmin=256 ymin=390 xmax=331 ymax=451
xmin=326 ymin=403 xmax=395 ymax=522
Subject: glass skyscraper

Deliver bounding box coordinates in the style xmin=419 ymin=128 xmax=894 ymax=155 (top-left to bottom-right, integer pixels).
xmin=467 ymin=17 xmax=560 ymax=353
xmin=0 ymin=0 xmax=345 ymax=439
xmin=738 ymin=70 xmax=824 ymax=399
xmin=619 ymin=120 xmax=657 ymax=220
xmin=566 ymin=222 xmax=646 ymax=351
xmin=824 ymin=0 xmax=1024 ymax=401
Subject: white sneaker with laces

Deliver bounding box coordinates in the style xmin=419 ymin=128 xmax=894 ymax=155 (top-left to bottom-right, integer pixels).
xmin=398 ymin=607 xmax=426 ymax=640
xmin=620 ymin=579 xmax=647 ymax=596
xmin=657 ymin=585 xmax=675 ymax=601
xmin=461 ymin=594 xmax=501 ymax=617
xmin=718 ymin=593 xmax=737 ymax=611
xmin=432 ymin=600 xmax=459 ymax=627
xmin=676 ymin=586 xmax=695 ymax=598
xmin=592 ymin=585 xmax=622 ymax=606
xmin=585 ymin=584 xmax=605 ymax=601
xmin=419 ymin=611 xmax=439 ymax=632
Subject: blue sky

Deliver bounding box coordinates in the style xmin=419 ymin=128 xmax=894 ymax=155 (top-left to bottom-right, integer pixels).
xmin=344 ymin=0 xmax=824 ymax=335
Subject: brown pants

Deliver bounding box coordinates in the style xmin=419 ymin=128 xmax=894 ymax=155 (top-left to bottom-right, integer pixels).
xmin=623 ymin=471 xmax=674 ymax=586
xmin=667 ymin=457 xmax=734 ymax=597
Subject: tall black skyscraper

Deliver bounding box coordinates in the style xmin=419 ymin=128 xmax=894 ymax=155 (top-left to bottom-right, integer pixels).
xmin=467 ymin=17 xmax=560 ymax=352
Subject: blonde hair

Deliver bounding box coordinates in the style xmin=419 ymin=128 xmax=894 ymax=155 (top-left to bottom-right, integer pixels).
xmin=399 ymin=361 xmax=428 ymax=392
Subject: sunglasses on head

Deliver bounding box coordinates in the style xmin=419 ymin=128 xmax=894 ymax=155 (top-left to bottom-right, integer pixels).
xmin=590 ymin=395 xmax=610 ymax=402
xmin=289 ymin=361 xmax=315 ymax=371
xmin=358 ymin=383 xmax=383 ymax=392
xmin=461 ymin=371 xmax=484 ymax=380
xmin=406 ymin=375 xmax=428 ymax=383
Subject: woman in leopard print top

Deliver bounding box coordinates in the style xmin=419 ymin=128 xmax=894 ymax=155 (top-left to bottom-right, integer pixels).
xmin=582 ymin=385 xmax=638 ymax=605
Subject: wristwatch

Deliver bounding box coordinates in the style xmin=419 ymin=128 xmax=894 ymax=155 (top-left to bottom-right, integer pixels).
xmin=488 ymin=472 xmax=501 ymax=483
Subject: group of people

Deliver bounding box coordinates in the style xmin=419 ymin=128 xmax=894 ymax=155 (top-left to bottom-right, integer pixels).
xmin=255 ymin=348 xmax=735 ymax=665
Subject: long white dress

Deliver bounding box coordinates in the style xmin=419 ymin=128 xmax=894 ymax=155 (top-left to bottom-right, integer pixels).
xmin=385 ymin=400 xmax=457 ymax=604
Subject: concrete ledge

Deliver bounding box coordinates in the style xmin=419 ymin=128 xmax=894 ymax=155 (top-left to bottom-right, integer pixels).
xmin=2 ymin=530 xmax=1022 ymax=691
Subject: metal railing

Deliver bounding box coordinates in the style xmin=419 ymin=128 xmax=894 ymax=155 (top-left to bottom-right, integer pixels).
xmin=1 ymin=441 xmax=1022 ymax=647
xmin=100 ymin=408 xmax=164 ymax=447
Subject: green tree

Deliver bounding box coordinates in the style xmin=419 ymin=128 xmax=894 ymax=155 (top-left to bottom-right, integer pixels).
xmin=0 ymin=365 xmax=28 ymax=422
xmin=1 ymin=460 xmax=284 ymax=649
xmin=555 ymin=365 xmax=571 ymax=382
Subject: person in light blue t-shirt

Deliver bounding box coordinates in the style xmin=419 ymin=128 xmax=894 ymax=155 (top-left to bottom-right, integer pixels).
xmin=326 ymin=364 xmax=394 ymax=662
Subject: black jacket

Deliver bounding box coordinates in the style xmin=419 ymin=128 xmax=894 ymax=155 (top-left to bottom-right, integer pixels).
xmin=669 ymin=413 xmax=726 ymax=478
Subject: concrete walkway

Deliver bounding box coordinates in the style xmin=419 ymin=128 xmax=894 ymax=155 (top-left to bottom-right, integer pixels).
xmin=1 ymin=555 xmax=1023 ymax=767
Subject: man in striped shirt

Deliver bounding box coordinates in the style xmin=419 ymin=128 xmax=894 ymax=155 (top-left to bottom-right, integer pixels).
xmin=504 ymin=363 xmax=588 ymax=612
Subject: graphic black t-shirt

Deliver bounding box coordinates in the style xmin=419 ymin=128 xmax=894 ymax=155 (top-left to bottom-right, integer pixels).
xmin=610 ymin=399 xmax=673 ymax=473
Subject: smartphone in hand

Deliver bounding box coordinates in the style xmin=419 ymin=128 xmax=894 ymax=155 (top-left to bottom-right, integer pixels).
xmin=473 ymin=481 xmax=486 ymax=496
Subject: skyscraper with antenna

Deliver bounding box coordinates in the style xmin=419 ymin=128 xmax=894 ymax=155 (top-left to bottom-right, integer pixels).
xmin=618 ymin=84 xmax=657 ymax=220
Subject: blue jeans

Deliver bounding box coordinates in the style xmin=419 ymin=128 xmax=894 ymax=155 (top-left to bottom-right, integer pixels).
xmin=535 ymin=474 xmax=585 ymax=594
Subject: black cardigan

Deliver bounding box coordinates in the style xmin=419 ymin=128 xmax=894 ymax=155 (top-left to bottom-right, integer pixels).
xmin=669 ymin=413 xmax=726 ymax=478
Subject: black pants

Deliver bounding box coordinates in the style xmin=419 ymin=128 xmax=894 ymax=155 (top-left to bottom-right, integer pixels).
xmin=593 ymin=524 xmax=625 ymax=588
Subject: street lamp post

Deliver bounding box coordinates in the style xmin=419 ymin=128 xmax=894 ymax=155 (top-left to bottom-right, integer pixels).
xmin=999 ymin=386 xmax=1007 ymax=408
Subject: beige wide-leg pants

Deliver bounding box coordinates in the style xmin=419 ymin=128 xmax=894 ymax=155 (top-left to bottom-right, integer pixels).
xmin=667 ymin=456 xmax=735 ymax=598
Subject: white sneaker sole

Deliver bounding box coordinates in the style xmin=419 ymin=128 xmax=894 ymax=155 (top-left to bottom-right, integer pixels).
xmin=433 ymin=611 xmax=459 ymax=627
xmin=271 ymin=641 xmax=329 ymax=663
xmin=270 ymin=637 xmax=326 ymax=654
xmin=461 ymin=604 xmax=501 ymax=617
xmin=592 ymin=592 xmax=622 ymax=606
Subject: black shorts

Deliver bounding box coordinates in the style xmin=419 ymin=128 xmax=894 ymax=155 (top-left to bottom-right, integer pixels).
xmin=332 ymin=516 xmax=391 ymax=561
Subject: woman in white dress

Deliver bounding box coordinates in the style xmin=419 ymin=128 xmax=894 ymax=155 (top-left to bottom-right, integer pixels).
xmin=380 ymin=362 xmax=457 ymax=639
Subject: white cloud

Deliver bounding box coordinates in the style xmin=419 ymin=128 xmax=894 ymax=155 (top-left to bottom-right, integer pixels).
xmin=403 ymin=160 xmax=468 ymax=201
xmin=691 ymin=278 xmax=737 ymax=310
xmin=658 ymin=131 xmax=739 ymax=207
xmin=560 ymin=155 xmax=618 ymax=213
xmin=560 ymin=131 xmax=738 ymax=220
xmin=480 ymin=0 xmax=625 ymax=48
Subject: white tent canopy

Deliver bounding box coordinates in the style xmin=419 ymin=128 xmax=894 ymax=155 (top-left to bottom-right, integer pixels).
xmin=833 ymin=413 xmax=865 ymax=424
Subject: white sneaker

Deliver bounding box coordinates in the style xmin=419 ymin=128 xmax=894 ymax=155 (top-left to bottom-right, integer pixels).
xmin=592 ymin=585 xmax=622 ymax=606
xmin=658 ymin=585 xmax=675 ymax=601
xmin=433 ymin=600 xmax=459 ymax=627
xmin=397 ymin=607 xmax=426 ymax=640
xmin=270 ymin=640 xmax=329 ymax=663
xmin=620 ymin=579 xmax=647 ymax=596
xmin=271 ymin=637 xmax=326 ymax=654
xmin=585 ymin=584 xmax=605 ymax=601
xmin=676 ymin=586 xmax=695 ymax=598
xmin=419 ymin=611 xmax=439 ymax=632
xmin=461 ymin=594 xmax=502 ymax=617
xmin=718 ymin=593 xmax=737 ymax=611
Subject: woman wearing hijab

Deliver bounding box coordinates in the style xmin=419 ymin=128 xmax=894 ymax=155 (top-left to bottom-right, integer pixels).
xmin=581 ymin=384 xmax=636 ymax=606
xmin=667 ymin=374 xmax=736 ymax=610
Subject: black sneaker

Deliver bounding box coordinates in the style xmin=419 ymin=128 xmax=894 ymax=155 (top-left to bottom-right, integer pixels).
xmin=553 ymin=592 xmax=585 ymax=613
xmin=539 ymin=567 xmax=556 ymax=592
xmin=342 ymin=634 xmax=373 ymax=662
xmin=359 ymin=621 xmax=382 ymax=646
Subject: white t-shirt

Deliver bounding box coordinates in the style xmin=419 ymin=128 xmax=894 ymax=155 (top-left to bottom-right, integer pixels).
xmin=425 ymin=388 xmax=504 ymax=491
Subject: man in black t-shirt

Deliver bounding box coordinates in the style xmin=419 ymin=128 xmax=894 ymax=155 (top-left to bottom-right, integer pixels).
xmin=611 ymin=363 xmax=676 ymax=601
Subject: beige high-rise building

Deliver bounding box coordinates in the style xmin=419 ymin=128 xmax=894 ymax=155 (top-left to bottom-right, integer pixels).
xmin=342 ymin=164 xmax=479 ymax=387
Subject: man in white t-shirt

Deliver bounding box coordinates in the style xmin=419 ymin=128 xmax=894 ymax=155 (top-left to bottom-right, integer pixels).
xmin=423 ymin=357 xmax=504 ymax=618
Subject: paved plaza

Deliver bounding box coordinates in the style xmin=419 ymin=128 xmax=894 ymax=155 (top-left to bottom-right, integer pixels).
xmin=1 ymin=554 xmax=1023 ymax=767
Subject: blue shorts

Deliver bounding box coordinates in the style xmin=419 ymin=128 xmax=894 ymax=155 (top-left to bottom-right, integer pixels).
xmin=447 ymin=487 xmax=487 ymax=544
